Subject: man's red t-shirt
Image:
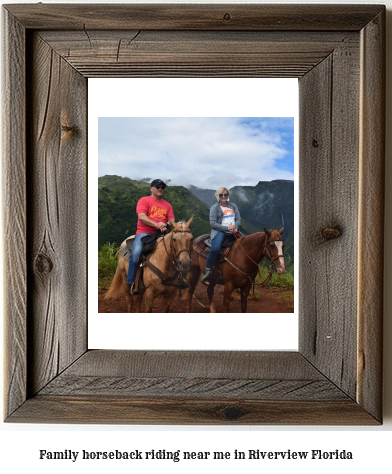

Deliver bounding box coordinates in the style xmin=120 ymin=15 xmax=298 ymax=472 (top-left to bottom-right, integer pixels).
xmin=136 ymin=196 xmax=175 ymax=234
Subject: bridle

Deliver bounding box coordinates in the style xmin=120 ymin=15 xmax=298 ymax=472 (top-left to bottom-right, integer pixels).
xmin=140 ymin=228 xmax=192 ymax=295
xmin=164 ymin=229 xmax=193 ymax=270
xmin=262 ymin=237 xmax=285 ymax=271
xmin=223 ymin=232 xmax=283 ymax=286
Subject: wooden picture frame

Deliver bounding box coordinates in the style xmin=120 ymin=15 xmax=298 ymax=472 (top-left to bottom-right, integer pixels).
xmin=3 ymin=4 xmax=385 ymax=424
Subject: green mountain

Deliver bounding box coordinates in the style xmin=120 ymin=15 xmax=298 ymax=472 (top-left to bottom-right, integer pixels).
xmin=98 ymin=176 xmax=294 ymax=261
xmin=98 ymin=175 xmax=211 ymax=248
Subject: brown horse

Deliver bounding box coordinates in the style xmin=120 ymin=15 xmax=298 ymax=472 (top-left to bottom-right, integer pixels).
xmin=185 ymin=228 xmax=286 ymax=313
xmin=105 ymin=218 xmax=193 ymax=312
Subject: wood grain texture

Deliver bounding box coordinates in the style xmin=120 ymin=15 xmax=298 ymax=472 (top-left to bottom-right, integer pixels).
xmin=37 ymin=351 xmax=347 ymax=400
xmin=299 ymin=42 xmax=360 ymax=399
xmin=27 ymin=33 xmax=88 ymax=395
xmin=357 ymin=9 xmax=385 ymax=421
xmin=2 ymin=9 xmax=27 ymax=419
xmin=2 ymin=4 xmax=385 ymax=425
xmin=58 ymin=350 xmax=325 ymax=379
xmin=10 ymin=396 xmax=378 ymax=425
xmin=38 ymin=30 xmax=358 ymax=78
xmin=4 ymin=4 xmax=384 ymax=31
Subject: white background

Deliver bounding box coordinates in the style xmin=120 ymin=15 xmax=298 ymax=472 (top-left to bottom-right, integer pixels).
xmin=88 ymin=78 xmax=299 ymax=351
xmin=1 ymin=0 xmax=391 ymax=473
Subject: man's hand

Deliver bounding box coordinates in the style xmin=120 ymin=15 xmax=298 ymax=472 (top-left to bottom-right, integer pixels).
xmin=156 ymin=221 xmax=167 ymax=232
xmin=138 ymin=212 xmax=168 ymax=232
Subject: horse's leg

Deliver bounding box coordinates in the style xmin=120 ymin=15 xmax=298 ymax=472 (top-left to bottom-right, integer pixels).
xmin=240 ymin=282 xmax=252 ymax=313
xmin=161 ymin=291 xmax=177 ymax=313
xmin=222 ymin=282 xmax=236 ymax=312
xmin=121 ymin=278 xmax=133 ymax=313
xmin=134 ymin=292 xmax=144 ymax=313
xmin=185 ymin=263 xmax=202 ymax=313
xmin=207 ymin=282 xmax=217 ymax=313
xmin=143 ymin=288 xmax=155 ymax=313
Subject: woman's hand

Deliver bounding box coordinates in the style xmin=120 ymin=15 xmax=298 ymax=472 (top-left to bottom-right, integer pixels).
xmin=228 ymin=224 xmax=237 ymax=232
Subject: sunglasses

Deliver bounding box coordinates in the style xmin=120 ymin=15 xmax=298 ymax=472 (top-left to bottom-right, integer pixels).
xmin=154 ymin=185 xmax=165 ymax=190
xmin=219 ymin=193 xmax=229 ymax=198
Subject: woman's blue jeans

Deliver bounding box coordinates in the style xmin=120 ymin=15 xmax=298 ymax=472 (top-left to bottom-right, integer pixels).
xmin=206 ymin=231 xmax=227 ymax=270
xmin=127 ymin=232 xmax=149 ymax=284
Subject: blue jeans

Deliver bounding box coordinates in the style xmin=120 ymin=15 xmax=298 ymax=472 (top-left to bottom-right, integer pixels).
xmin=127 ymin=233 xmax=149 ymax=284
xmin=206 ymin=231 xmax=227 ymax=270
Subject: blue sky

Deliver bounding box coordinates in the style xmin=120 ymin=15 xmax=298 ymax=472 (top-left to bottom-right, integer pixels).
xmin=98 ymin=116 xmax=294 ymax=190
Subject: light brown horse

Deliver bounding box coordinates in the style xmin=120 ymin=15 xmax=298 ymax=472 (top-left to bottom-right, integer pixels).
xmin=105 ymin=218 xmax=193 ymax=312
xmin=185 ymin=228 xmax=286 ymax=313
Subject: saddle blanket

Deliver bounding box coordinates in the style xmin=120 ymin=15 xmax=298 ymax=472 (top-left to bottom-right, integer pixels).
xmin=192 ymin=234 xmax=233 ymax=260
xmin=118 ymin=233 xmax=162 ymax=261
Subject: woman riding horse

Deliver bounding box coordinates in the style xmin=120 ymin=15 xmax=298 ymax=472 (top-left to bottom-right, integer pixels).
xmin=201 ymin=186 xmax=242 ymax=285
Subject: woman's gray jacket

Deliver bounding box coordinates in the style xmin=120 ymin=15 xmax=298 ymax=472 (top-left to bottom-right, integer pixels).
xmin=209 ymin=202 xmax=241 ymax=240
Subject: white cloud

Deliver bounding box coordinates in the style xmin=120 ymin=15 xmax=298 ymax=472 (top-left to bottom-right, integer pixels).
xmin=98 ymin=117 xmax=294 ymax=189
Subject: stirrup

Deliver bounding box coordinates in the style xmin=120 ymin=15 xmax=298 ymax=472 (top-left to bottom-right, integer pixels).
xmin=180 ymin=280 xmax=190 ymax=289
xmin=130 ymin=282 xmax=140 ymax=295
xmin=201 ymin=270 xmax=211 ymax=286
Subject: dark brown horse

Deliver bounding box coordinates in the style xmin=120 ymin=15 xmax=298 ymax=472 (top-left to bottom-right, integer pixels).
xmin=105 ymin=218 xmax=193 ymax=312
xmin=185 ymin=228 xmax=286 ymax=313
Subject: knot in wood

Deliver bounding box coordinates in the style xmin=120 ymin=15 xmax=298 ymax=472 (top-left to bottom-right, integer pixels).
xmin=61 ymin=124 xmax=77 ymax=133
xmin=314 ymin=225 xmax=342 ymax=245
xmin=34 ymin=252 xmax=53 ymax=274
xmin=312 ymin=139 xmax=319 ymax=148
xmin=223 ymin=405 xmax=244 ymax=420
xmin=223 ymin=13 xmax=231 ymax=21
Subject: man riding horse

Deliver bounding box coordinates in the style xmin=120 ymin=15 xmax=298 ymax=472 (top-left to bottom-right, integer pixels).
xmin=127 ymin=178 xmax=176 ymax=294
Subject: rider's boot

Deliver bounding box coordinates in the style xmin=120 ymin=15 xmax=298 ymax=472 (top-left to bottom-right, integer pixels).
xmin=201 ymin=268 xmax=212 ymax=286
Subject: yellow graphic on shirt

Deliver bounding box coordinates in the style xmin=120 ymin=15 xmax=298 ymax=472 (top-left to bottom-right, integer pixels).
xmin=149 ymin=205 xmax=168 ymax=220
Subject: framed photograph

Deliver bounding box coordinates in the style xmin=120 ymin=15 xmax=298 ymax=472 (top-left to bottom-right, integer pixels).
xmin=91 ymin=82 xmax=298 ymax=350
xmin=3 ymin=4 xmax=385 ymax=424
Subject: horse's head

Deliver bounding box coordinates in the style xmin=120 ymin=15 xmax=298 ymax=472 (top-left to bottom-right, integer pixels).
xmin=170 ymin=217 xmax=194 ymax=271
xmin=264 ymin=227 xmax=286 ymax=274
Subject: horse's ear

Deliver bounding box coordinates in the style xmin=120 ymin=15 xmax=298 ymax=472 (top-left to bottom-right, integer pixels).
xmin=279 ymin=227 xmax=284 ymax=235
xmin=264 ymin=228 xmax=271 ymax=236
xmin=186 ymin=216 xmax=193 ymax=228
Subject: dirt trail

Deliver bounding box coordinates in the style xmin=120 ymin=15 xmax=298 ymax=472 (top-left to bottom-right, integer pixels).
xmin=99 ymin=284 xmax=294 ymax=313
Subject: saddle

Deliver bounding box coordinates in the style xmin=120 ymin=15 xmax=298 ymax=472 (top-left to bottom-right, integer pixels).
xmin=192 ymin=233 xmax=236 ymax=261
xmin=192 ymin=233 xmax=241 ymax=285
xmin=118 ymin=233 xmax=161 ymax=260
xmin=118 ymin=233 xmax=163 ymax=293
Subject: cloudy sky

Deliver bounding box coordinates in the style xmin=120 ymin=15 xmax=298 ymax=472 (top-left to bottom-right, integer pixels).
xmin=98 ymin=116 xmax=294 ymax=190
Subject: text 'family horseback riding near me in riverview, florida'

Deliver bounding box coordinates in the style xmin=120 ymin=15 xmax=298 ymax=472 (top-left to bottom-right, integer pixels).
xmin=38 ymin=448 xmax=353 ymax=462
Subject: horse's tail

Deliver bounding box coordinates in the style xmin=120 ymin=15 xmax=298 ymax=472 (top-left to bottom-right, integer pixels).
xmin=104 ymin=267 xmax=124 ymax=300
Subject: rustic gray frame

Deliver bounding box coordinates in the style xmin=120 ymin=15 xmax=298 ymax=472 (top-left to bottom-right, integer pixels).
xmin=3 ymin=4 xmax=385 ymax=424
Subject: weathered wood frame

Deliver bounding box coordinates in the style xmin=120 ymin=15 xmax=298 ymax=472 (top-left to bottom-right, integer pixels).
xmin=3 ymin=4 xmax=385 ymax=424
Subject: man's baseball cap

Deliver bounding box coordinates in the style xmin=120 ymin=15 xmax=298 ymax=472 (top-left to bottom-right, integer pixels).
xmin=151 ymin=179 xmax=166 ymax=188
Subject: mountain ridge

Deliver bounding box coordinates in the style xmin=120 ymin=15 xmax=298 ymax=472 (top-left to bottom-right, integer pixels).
xmin=98 ymin=176 xmax=294 ymax=260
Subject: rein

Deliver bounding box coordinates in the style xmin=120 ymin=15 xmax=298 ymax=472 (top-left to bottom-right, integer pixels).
xmin=223 ymin=233 xmax=282 ymax=287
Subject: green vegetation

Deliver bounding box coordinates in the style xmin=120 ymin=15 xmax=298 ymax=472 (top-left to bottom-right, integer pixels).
xmin=98 ymin=242 xmax=119 ymax=289
xmin=256 ymin=256 xmax=294 ymax=290
xmin=98 ymin=175 xmax=211 ymax=249
xmin=98 ymin=241 xmax=294 ymax=292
